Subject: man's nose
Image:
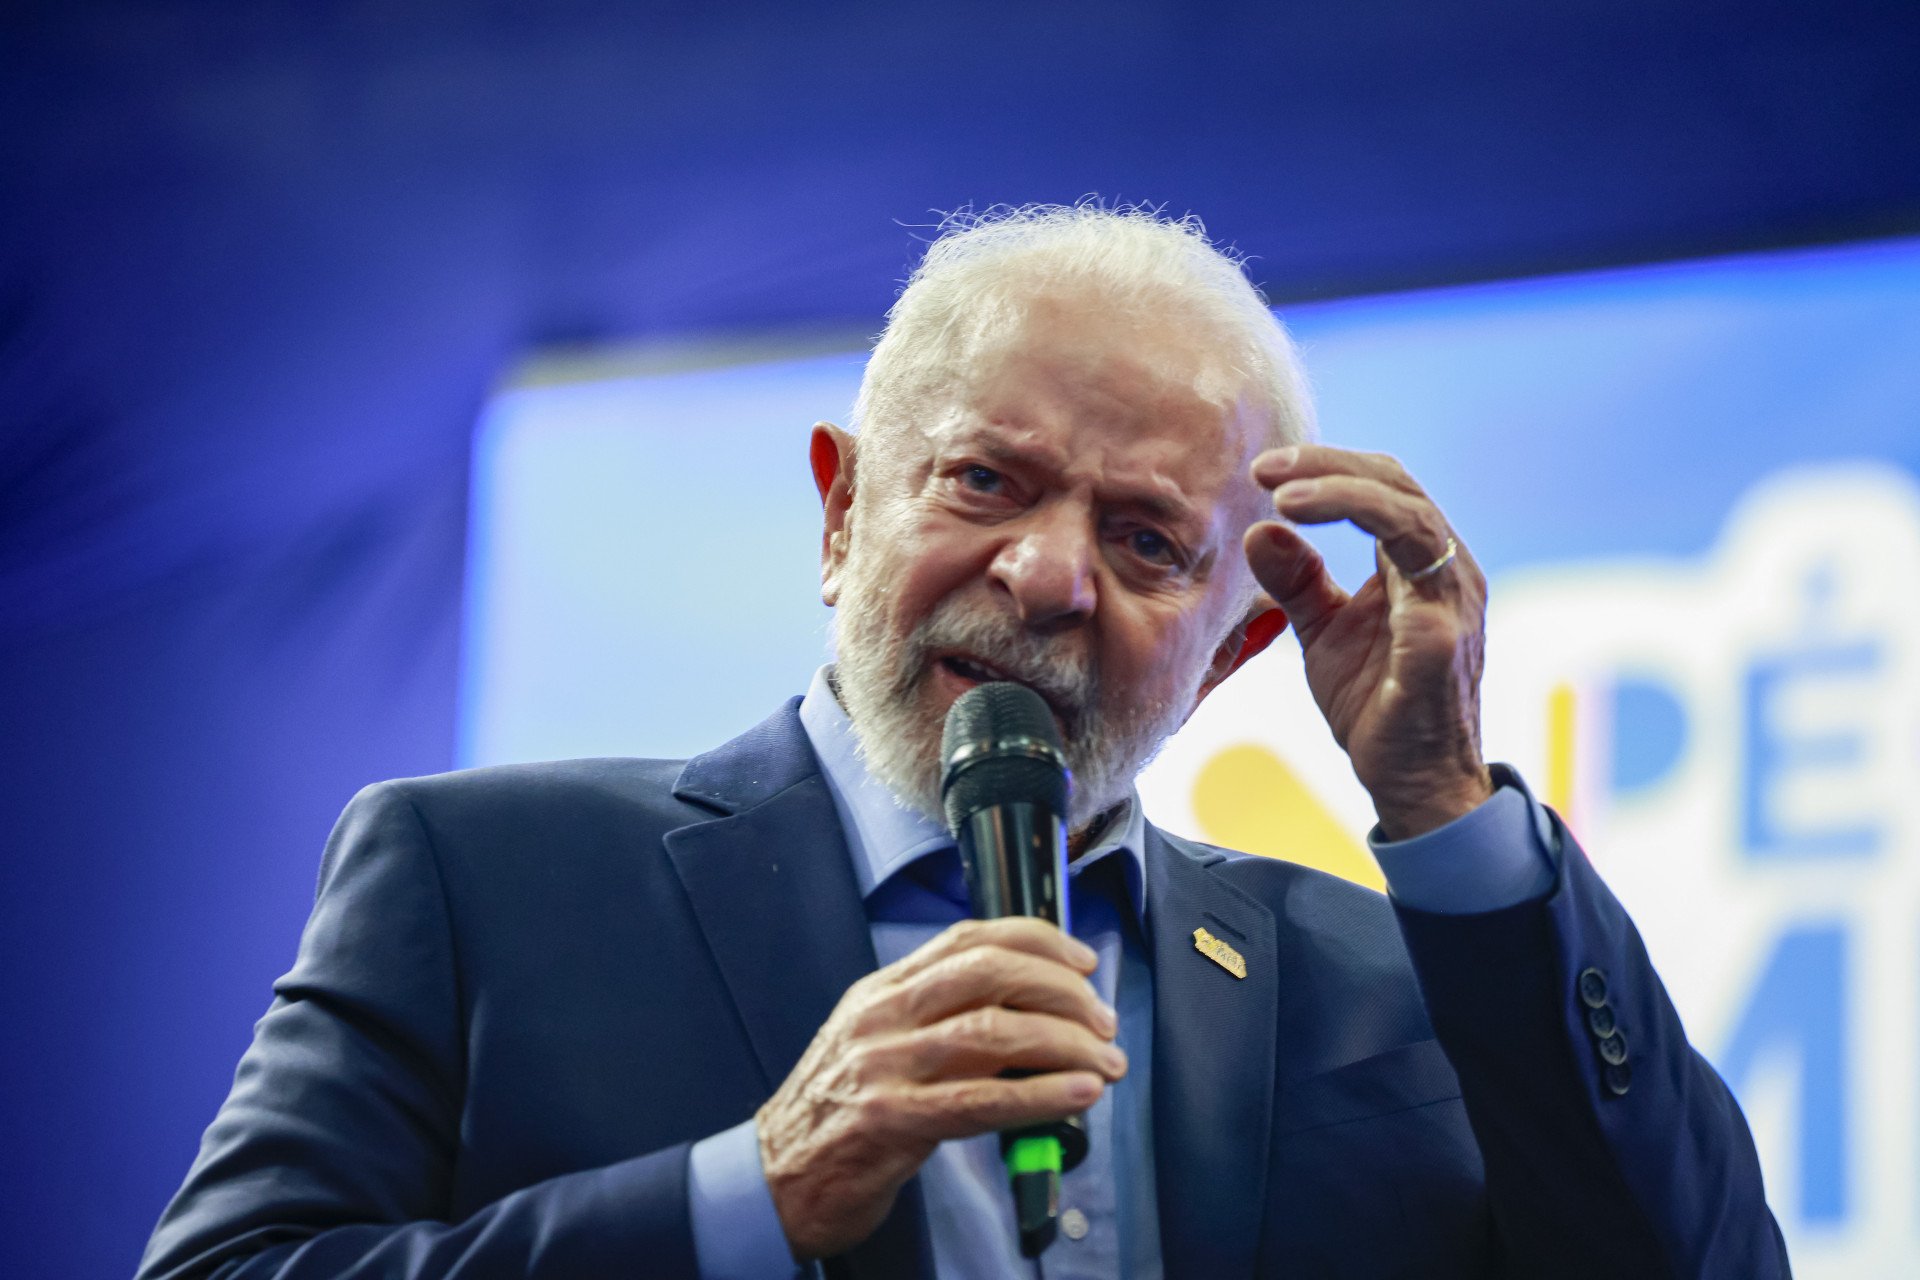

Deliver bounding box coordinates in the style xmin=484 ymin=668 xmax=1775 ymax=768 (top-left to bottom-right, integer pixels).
xmin=989 ymin=507 xmax=1098 ymax=633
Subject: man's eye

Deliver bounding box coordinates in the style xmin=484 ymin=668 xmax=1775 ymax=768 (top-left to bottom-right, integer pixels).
xmin=1128 ymin=529 xmax=1177 ymax=564
xmin=961 ymin=465 xmax=1003 ymax=493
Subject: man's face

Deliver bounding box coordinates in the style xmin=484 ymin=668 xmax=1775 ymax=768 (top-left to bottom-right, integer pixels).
xmin=827 ymin=289 xmax=1273 ymax=829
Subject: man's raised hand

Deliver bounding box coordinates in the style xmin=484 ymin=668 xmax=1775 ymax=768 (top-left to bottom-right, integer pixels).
xmin=756 ymin=917 xmax=1125 ymax=1261
xmin=1244 ymin=444 xmax=1495 ymax=839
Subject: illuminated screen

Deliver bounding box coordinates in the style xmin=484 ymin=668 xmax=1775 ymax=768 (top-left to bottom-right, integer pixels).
xmin=462 ymin=237 xmax=1920 ymax=1273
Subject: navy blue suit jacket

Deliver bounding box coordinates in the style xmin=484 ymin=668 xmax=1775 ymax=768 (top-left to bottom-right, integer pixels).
xmin=139 ymin=700 xmax=1789 ymax=1278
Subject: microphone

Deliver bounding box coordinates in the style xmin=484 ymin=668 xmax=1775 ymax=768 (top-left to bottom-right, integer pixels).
xmin=940 ymin=681 xmax=1090 ymax=1258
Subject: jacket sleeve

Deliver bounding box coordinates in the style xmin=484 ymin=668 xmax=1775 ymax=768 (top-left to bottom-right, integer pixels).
xmin=136 ymin=781 xmax=701 ymax=1280
xmin=1391 ymin=803 xmax=1793 ymax=1280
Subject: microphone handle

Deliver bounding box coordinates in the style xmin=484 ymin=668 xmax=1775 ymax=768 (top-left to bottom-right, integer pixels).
xmin=956 ymin=800 xmax=1087 ymax=1257
xmin=957 ymin=801 xmax=1067 ymax=926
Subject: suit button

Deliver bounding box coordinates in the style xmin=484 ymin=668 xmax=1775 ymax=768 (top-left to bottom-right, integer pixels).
xmin=1604 ymin=1060 xmax=1633 ymax=1096
xmin=1577 ymin=967 xmax=1609 ymax=1008
xmin=1060 ymin=1208 xmax=1090 ymax=1241
xmin=1586 ymin=1005 xmax=1617 ymax=1038
xmin=1597 ymin=1031 xmax=1629 ymax=1066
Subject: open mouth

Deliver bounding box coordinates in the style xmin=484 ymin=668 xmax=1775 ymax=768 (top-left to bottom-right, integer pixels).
xmin=934 ymin=653 xmax=1075 ymax=733
xmin=936 ymin=652 xmax=1090 ymax=740
xmin=938 ymin=653 xmax=1013 ymax=686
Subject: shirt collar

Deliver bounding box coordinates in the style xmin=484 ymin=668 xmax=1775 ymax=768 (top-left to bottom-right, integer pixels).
xmin=797 ymin=665 xmax=1148 ymax=926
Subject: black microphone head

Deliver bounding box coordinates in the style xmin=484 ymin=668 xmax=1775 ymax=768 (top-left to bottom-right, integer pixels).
xmin=940 ymin=681 xmax=1071 ymax=833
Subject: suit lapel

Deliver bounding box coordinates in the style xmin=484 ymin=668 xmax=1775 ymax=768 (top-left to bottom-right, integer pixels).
xmin=665 ymin=771 xmax=875 ymax=1091
xmin=664 ymin=699 xmax=932 ymax=1279
xmin=1147 ymin=826 xmax=1278 ymax=1278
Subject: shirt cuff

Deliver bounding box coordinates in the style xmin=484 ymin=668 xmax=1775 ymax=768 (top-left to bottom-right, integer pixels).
xmin=1368 ymin=766 xmax=1556 ymax=914
xmin=688 ymin=1117 xmax=801 ymax=1280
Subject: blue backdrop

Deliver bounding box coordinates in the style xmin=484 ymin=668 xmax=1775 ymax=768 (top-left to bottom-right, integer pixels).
xmin=4 ymin=4 xmax=1918 ymax=1276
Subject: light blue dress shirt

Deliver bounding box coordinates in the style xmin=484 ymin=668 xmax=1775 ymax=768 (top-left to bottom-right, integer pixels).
xmin=686 ymin=667 xmax=1557 ymax=1278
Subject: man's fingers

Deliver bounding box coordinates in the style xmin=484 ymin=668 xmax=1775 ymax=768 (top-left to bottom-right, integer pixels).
xmin=880 ymin=917 xmax=1097 ymax=989
xmin=875 ymin=1006 xmax=1127 ymax=1083
xmin=1268 ymin=474 xmax=1455 ymax=586
xmin=903 ymin=1072 xmax=1107 ymax=1143
xmin=898 ymin=945 xmax=1116 ymax=1036
xmin=1243 ymin=521 xmax=1348 ymax=640
xmin=1251 ymin=443 xmax=1426 ymax=497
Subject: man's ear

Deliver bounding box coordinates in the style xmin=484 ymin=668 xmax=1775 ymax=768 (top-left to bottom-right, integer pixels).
xmin=811 ymin=422 xmax=856 ymax=606
xmin=1193 ymin=599 xmax=1289 ymax=706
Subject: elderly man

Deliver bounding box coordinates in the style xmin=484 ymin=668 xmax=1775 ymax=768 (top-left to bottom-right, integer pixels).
xmin=140 ymin=206 xmax=1787 ymax=1279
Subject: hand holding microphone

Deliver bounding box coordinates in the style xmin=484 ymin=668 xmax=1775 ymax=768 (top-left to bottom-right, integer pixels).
xmin=757 ymin=682 xmax=1122 ymax=1262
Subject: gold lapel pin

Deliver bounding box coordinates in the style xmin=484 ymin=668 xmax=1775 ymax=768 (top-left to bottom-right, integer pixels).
xmin=1192 ymin=926 xmax=1247 ymax=979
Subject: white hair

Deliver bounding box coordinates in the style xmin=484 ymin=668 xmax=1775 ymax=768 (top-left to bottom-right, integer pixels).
xmin=850 ymin=201 xmax=1317 ymax=449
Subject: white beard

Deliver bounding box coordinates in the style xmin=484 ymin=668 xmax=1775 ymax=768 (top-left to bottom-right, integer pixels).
xmin=830 ymin=537 xmax=1207 ymax=833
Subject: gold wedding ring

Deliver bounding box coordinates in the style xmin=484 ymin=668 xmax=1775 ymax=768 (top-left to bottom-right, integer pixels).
xmin=1404 ymin=536 xmax=1458 ymax=582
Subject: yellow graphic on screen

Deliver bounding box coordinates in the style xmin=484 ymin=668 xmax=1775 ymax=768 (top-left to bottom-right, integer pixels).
xmin=1546 ymin=681 xmax=1577 ymax=826
xmin=1191 ymin=744 xmax=1385 ymax=891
